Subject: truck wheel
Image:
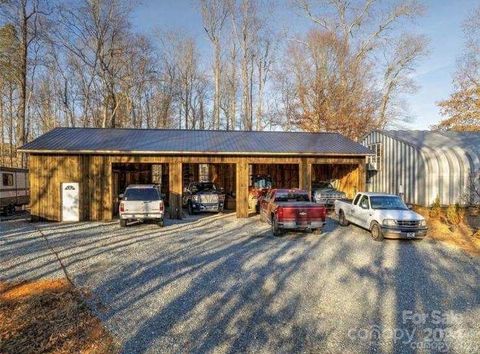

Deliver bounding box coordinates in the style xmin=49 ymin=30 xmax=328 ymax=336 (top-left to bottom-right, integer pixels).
xmin=370 ymin=222 xmax=384 ymax=241
xmin=120 ymin=219 xmax=127 ymax=228
xmin=339 ymin=210 xmax=349 ymax=226
xmin=157 ymin=218 xmax=164 ymax=227
xmin=188 ymin=202 xmax=195 ymax=215
xmin=271 ymin=214 xmax=282 ymax=236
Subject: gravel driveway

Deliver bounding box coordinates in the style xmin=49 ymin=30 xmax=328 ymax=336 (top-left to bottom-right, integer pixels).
xmin=1 ymin=213 xmax=479 ymax=354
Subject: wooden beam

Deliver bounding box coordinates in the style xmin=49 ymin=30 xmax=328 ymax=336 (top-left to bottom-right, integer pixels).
xmin=236 ymin=158 xmax=249 ymax=218
xmin=106 ymin=155 xmax=366 ymax=165
xmin=169 ymin=162 xmax=183 ymax=219
xmin=357 ymin=158 xmax=366 ymax=193
xmin=299 ymin=158 xmax=312 ymax=196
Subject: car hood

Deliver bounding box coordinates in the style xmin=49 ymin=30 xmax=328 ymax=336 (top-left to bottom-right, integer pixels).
xmin=376 ymin=209 xmax=424 ymax=220
xmin=313 ymin=188 xmax=344 ymax=194
xmin=195 ymin=190 xmax=224 ymax=195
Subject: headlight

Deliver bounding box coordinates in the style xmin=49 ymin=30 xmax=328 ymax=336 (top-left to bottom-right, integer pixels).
xmin=383 ymin=219 xmax=397 ymax=226
xmin=419 ymin=219 xmax=427 ymax=227
xmin=192 ymin=195 xmax=200 ymax=202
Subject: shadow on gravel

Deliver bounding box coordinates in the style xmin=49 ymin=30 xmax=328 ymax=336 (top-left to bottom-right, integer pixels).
xmin=356 ymin=239 xmax=479 ymax=354
xmin=3 ymin=216 xmax=479 ymax=353
xmin=99 ymin=222 xmax=332 ymax=353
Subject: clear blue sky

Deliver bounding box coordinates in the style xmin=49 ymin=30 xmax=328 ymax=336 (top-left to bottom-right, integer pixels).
xmin=132 ymin=0 xmax=478 ymax=130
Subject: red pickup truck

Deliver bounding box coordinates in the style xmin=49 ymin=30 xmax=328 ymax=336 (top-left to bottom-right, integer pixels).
xmin=259 ymin=189 xmax=327 ymax=235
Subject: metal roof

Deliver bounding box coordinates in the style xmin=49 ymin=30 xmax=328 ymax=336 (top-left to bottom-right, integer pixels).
xmin=379 ymin=130 xmax=480 ymax=153
xmin=364 ymin=130 xmax=480 ymax=206
xmin=18 ymin=127 xmax=372 ymax=156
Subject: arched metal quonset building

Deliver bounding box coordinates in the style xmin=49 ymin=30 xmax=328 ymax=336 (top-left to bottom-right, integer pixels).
xmin=362 ymin=130 xmax=480 ymax=207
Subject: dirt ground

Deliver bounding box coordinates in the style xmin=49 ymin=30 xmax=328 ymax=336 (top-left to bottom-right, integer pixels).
xmin=416 ymin=206 xmax=480 ymax=256
xmin=0 ymin=279 xmax=117 ymax=354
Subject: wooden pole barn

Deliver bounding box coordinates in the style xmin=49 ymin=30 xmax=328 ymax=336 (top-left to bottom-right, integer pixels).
xmin=19 ymin=128 xmax=371 ymax=222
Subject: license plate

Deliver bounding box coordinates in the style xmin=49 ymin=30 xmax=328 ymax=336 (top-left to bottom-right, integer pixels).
xmin=407 ymin=232 xmax=415 ymax=238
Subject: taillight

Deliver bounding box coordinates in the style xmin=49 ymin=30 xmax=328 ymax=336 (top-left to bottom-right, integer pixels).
xmin=277 ymin=207 xmax=283 ymax=218
xmin=159 ymin=202 xmax=164 ymax=212
xmin=119 ymin=202 xmax=125 ymax=212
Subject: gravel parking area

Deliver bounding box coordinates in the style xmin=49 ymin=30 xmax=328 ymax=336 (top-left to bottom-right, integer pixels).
xmin=1 ymin=213 xmax=479 ymax=353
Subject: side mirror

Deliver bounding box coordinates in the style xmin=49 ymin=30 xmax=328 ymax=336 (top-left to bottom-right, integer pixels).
xmin=407 ymin=204 xmax=413 ymax=210
xmin=183 ymin=187 xmax=188 ymax=193
xmin=119 ymin=193 xmax=124 ymax=199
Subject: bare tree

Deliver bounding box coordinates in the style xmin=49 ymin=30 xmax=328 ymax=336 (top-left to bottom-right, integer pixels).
xmin=0 ymin=0 xmax=50 ymax=166
xmin=231 ymin=0 xmax=253 ymax=130
xmin=55 ymin=0 xmax=135 ymax=128
xmin=221 ymin=25 xmax=238 ymax=130
xmin=201 ymin=0 xmax=229 ymax=130
xmin=379 ymin=34 xmax=428 ymax=127
xmin=279 ymin=0 xmax=427 ymax=139
xmin=436 ymin=6 xmax=480 ymax=131
xmin=255 ymin=34 xmax=273 ymax=130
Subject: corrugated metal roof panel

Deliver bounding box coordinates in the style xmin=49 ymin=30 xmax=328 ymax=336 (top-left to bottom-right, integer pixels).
xmin=19 ymin=128 xmax=372 ymax=156
xmin=379 ymin=130 xmax=480 ymax=154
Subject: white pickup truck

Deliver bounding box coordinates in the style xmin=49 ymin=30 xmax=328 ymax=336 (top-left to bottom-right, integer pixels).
xmin=119 ymin=184 xmax=165 ymax=227
xmin=334 ymin=192 xmax=427 ymax=241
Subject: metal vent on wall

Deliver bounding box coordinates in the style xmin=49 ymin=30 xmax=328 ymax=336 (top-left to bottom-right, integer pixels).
xmin=367 ymin=162 xmax=378 ymax=171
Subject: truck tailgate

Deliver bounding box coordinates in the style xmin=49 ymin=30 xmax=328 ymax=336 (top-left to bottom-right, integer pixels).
xmin=279 ymin=203 xmax=326 ymax=221
xmin=123 ymin=200 xmax=163 ymax=214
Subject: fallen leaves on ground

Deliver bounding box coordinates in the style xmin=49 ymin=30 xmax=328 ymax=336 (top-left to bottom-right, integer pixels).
xmin=0 ymin=279 xmax=117 ymax=354
xmin=415 ymin=206 xmax=480 ymax=256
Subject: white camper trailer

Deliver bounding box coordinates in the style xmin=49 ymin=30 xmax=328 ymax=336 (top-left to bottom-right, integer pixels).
xmin=0 ymin=167 xmax=29 ymax=215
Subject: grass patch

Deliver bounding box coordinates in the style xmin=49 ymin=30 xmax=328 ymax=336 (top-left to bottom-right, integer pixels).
xmin=416 ymin=206 xmax=480 ymax=256
xmin=0 ymin=279 xmax=117 ymax=354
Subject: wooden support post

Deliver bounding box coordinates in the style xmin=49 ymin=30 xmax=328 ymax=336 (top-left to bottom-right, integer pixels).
xmin=357 ymin=158 xmax=366 ymax=193
xmin=236 ymin=158 xmax=249 ymax=218
xmin=210 ymin=163 xmax=219 ymax=183
xmin=169 ymin=162 xmax=183 ymax=219
xmin=299 ymin=158 xmax=312 ymax=196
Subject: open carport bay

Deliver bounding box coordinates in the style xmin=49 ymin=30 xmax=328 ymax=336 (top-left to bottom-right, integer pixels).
xmin=1 ymin=215 xmax=479 ymax=353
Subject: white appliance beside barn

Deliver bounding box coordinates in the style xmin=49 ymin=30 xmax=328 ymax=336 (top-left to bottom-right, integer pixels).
xmin=61 ymin=182 xmax=80 ymax=222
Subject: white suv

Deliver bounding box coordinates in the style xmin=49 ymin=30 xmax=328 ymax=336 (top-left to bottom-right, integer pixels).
xmin=119 ymin=184 xmax=165 ymax=227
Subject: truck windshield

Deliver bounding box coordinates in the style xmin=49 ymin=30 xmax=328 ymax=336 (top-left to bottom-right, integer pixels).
xmin=314 ymin=182 xmax=333 ymax=189
xmin=253 ymin=178 xmax=272 ymax=189
xmin=370 ymin=196 xmax=407 ymax=210
xmin=124 ymin=188 xmax=160 ymax=201
xmin=193 ymin=183 xmax=217 ymax=192
xmin=274 ymin=192 xmax=310 ymax=202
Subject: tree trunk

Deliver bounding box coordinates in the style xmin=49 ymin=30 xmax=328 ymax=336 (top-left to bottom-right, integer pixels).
xmin=242 ymin=51 xmax=250 ymax=130
xmin=9 ymin=84 xmax=14 ymax=167
xmin=256 ymin=63 xmax=263 ymax=131
xmin=0 ymin=95 xmax=4 ymax=166
xmin=18 ymin=4 xmax=28 ymax=167
xmin=229 ymin=43 xmax=237 ymax=131
xmin=213 ymin=39 xmax=221 ymax=129
xmin=199 ymin=98 xmax=205 ymax=129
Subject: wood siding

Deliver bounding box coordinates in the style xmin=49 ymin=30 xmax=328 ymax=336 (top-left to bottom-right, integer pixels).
xmin=28 ymin=153 xmax=366 ymax=221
